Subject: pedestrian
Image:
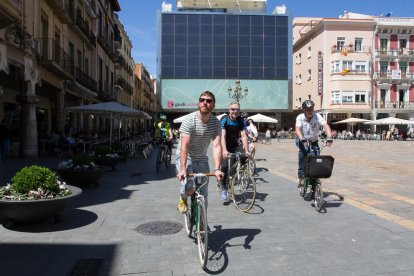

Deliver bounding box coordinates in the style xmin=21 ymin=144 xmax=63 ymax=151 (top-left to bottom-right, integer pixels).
xmin=0 ymin=119 xmax=11 ymax=162
xmin=176 ymin=91 xmax=224 ymax=213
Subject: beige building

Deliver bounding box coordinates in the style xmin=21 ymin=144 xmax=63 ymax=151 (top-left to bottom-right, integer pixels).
xmin=134 ymin=63 xmax=157 ymax=121
xmin=0 ymin=0 xmax=156 ymax=158
xmin=291 ymin=15 xmax=375 ymax=130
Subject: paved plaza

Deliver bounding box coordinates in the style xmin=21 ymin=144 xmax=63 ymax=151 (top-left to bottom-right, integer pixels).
xmin=0 ymin=139 xmax=414 ymax=275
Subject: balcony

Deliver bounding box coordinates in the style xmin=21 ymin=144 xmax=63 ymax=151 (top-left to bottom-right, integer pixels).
xmin=33 ymin=38 xmax=73 ymax=79
xmin=373 ymin=71 xmax=414 ymax=85
xmin=44 ymin=0 xmax=71 ymax=23
xmin=98 ymin=82 xmax=114 ymax=101
xmin=116 ymin=76 xmax=133 ymax=95
xmin=375 ymin=101 xmax=414 ymax=111
xmin=331 ymin=45 xmax=371 ymax=55
xmin=374 ymin=48 xmax=414 ymax=62
xmin=5 ymin=22 xmax=32 ymax=50
xmin=75 ymin=67 xmax=97 ymax=92
xmin=66 ymin=6 xmax=95 ymax=48
xmin=0 ymin=0 xmax=21 ymax=29
xmin=97 ymin=33 xmax=116 ymax=61
xmin=114 ymin=26 xmax=122 ymax=49
xmin=114 ymin=53 xmax=126 ymax=69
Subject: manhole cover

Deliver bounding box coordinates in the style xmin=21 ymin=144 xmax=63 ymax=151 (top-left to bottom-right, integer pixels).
xmin=136 ymin=220 xmax=183 ymax=235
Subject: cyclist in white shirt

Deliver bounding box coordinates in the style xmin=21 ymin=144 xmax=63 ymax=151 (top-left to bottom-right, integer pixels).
xmin=295 ymin=100 xmax=333 ymax=187
xmin=246 ymin=119 xmax=258 ymax=160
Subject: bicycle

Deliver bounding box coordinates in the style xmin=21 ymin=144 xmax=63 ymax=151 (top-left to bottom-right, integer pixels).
xmin=298 ymin=140 xmax=334 ymax=212
xmin=155 ymin=138 xmax=171 ymax=173
xmin=218 ymin=152 xmax=256 ymax=212
xmin=183 ymin=172 xmax=215 ymax=268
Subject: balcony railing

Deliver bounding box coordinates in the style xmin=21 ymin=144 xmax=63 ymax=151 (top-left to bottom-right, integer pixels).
xmin=33 ymin=38 xmax=73 ymax=78
xmin=375 ymin=101 xmax=414 ymax=110
xmin=373 ymin=72 xmax=414 ymax=81
xmin=75 ymin=67 xmax=97 ymax=92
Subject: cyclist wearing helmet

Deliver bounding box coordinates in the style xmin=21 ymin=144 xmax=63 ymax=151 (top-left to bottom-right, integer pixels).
xmin=295 ymin=100 xmax=333 ymax=187
xmin=155 ymin=114 xmax=173 ymax=155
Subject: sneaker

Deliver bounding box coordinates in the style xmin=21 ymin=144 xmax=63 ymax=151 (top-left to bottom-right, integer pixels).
xmin=220 ymin=190 xmax=228 ymax=201
xmin=298 ymin=178 xmax=305 ymax=188
xmin=177 ymin=197 xmax=187 ymax=213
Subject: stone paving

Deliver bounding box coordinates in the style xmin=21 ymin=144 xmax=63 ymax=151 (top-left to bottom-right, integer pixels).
xmin=0 ymin=139 xmax=413 ymax=275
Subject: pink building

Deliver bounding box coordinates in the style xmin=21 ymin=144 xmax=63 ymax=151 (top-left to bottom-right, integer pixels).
xmin=291 ymin=14 xmax=375 ymax=130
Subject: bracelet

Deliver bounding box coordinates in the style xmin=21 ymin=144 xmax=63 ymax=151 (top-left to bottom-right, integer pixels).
xmin=214 ymin=169 xmax=221 ymax=172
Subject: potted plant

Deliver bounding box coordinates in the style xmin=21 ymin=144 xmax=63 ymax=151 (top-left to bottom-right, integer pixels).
xmin=93 ymin=144 xmax=120 ymax=171
xmin=57 ymin=153 xmax=106 ymax=187
xmin=0 ymin=165 xmax=82 ymax=225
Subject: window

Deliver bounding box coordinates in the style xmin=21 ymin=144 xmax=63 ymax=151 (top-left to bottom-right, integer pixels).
xmin=337 ymin=37 xmax=345 ymax=50
xmin=298 ymin=74 xmax=302 ymax=84
xmin=298 ymin=53 xmax=302 ymax=64
xmin=380 ymin=39 xmax=388 ymax=52
xmin=342 ymin=91 xmax=354 ymax=103
xmin=355 ymin=61 xmax=367 ymax=73
xmin=307 ymin=46 xmax=311 ymax=58
xmin=331 ymin=91 xmax=340 ymax=104
xmin=332 ymin=61 xmax=340 ymax=73
xmin=355 ymin=91 xmax=367 ymax=103
xmin=355 ymin=38 xmax=362 ymax=52
xmin=307 ymin=69 xmax=311 ymax=80
xmin=342 ymin=60 xmax=353 ymax=70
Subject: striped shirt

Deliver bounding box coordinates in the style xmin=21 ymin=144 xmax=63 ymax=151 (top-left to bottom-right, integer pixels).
xmin=177 ymin=111 xmax=221 ymax=162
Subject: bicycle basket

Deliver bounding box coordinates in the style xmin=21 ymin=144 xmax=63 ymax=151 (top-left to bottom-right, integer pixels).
xmin=303 ymin=155 xmax=334 ymax=178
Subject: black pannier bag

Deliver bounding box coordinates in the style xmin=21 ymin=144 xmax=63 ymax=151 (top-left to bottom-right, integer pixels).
xmin=303 ymin=155 xmax=334 ymax=178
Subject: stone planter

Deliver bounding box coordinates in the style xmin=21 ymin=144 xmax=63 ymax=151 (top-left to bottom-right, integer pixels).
xmin=0 ymin=185 xmax=82 ymax=225
xmin=57 ymin=167 xmax=106 ymax=187
xmin=94 ymin=157 xmax=119 ymax=171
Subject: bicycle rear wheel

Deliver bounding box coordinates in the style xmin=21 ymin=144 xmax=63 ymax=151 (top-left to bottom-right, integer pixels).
xmin=184 ymin=196 xmax=193 ymax=237
xmin=197 ymin=196 xmax=208 ymax=268
xmin=299 ymin=179 xmax=306 ymax=197
xmin=230 ymin=169 xmax=256 ymax=212
xmin=156 ymin=149 xmax=162 ymax=173
xmin=247 ymin=156 xmax=256 ymax=176
xmin=314 ymin=181 xmax=324 ymax=212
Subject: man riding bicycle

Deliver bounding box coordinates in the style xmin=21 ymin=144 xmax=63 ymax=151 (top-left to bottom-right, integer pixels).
xmin=295 ymin=100 xmax=333 ymax=188
xmin=220 ymin=101 xmax=249 ymax=201
xmin=155 ymin=115 xmax=173 ymax=156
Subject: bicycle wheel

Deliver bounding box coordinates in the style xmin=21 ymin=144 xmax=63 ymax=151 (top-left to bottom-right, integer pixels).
xmin=247 ymin=156 xmax=256 ymax=176
xmin=164 ymin=147 xmax=171 ymax=167
xmin=230 ymin=169 xmax=256 ymax=212
xmin=156 ymin=148 xmax=162 ymax=173
xmin=197 ymin=196 xmax=208 ymax=268
xmin=184 ymin=196 xmax=193 ymax=237
xmin=314 ymin=181 xmax=324 ymax=212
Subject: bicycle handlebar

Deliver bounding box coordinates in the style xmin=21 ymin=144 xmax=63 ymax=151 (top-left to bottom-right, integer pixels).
xmin=188 ymin=172 xmax=216 ymax=177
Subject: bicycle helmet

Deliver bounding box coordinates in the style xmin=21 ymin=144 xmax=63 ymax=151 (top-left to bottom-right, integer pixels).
xmin=160 ymin=115 xmax=167 ymax=121
xmin=302 ymin=100 xmax=315 ymax=109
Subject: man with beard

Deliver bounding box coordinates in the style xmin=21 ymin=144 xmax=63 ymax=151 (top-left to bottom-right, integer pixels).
xmin=176 ymin=91 xmax=224 ymax=213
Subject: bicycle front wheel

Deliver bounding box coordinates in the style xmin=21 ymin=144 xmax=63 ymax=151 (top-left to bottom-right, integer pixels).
xmin=314 ymin=181 xmax=324 ymax=212
xmin=164 ymin=147 xmax=171 ymax=167
xmin=197 ymin=196 xmax=208 ymax=268
xmin=230 ymin=169 xmax=256 ymax=212
xmin=184 ymin=196 xmax=193 ymax=237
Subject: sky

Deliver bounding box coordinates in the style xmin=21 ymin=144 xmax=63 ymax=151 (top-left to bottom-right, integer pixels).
xmin=117 ymin=0 xmax=414 ymax=78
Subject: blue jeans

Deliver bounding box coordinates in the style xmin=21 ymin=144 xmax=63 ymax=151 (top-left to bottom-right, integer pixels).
xmin=295 ymin=139 xmax=320 ymax=178
xmin=176 ymin=157 xmax=210 ymax=207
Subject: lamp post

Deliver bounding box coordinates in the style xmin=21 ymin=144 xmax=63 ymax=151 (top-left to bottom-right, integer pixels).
xmin=228 ymin=80 xmax=248 ymax=102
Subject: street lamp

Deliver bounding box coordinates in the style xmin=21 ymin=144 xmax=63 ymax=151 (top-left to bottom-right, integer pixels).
xmin=228 ymin=80 xmax=248 ymax=102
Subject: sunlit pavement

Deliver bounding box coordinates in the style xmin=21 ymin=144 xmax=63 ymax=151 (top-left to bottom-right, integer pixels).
xmin=0 ymin=139 xmax=413 ymax=275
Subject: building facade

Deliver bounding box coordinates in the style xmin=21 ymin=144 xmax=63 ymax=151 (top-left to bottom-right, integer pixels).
xmin=158 ymin=0 xmax=292 ymax=125
xmin=292 ymin=13 xmax=414 ymax=133
xmin=0 ymin=0 xmax=154 ymax=158
xmin=291 ymin=15 xmax=375 ymax=130
xmin=373 ymin=17 xmax=414 ymax=121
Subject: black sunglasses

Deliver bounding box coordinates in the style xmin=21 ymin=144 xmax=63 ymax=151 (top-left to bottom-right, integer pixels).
xmin=230 ymin=108 xmax=240 ymax=112
xmin=199 ymin=98 xmax=213 ymax=103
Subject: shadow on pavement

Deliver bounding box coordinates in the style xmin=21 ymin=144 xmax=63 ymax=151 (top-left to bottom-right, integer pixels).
xmin=204 ymin=225 xmax=261 ymax=274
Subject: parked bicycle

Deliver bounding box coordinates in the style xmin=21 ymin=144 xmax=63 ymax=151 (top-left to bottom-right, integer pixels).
xmin=218 ymin=152 xmax=256 ymax=212
xmin=298 ymin=140 xmax=334 ymax=212
xmin=155 ymin=138 xmax=171 ymax=173
xmin=184 ymin=172 xmax=215 ymax=268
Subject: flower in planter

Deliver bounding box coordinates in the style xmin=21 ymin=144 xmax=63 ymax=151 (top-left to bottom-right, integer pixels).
xmin=58 ymin=153 xmax=96 ymax=170
xmin=0 ymin=165 xmax=71 ymax=200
